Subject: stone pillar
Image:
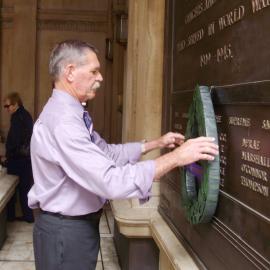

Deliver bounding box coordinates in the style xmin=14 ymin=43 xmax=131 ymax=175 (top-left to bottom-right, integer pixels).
xmin=11 ymin=0 xmax=37 ymax=116
xmin=122 ymin=0 xmax=165 ymax=208
xmin=113 ymin=0 xmax=165 ymax=269
xmin=122 ymin=0 xmax=165 ymax=162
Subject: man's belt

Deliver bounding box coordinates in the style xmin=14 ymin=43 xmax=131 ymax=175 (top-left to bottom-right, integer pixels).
xmin=40 ymin=208 xmax=103 ymax=220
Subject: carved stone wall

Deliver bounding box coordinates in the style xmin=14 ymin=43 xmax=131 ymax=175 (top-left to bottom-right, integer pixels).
xmin=0 ymin=0 xmax=113 ymax=139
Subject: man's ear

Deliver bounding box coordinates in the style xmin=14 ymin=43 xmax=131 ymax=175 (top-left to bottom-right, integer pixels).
xmin=65 ymin=64 xmax=75 ymax=82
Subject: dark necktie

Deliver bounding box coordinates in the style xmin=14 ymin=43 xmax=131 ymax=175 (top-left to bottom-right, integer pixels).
xmin=83 ymin=111 xmax=94 ymax=141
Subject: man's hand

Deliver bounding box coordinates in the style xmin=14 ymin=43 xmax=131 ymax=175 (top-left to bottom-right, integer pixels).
xmin=173 ymin=137 xmax=219 ymax=167
xmin=154 ymin=136 xmax=219 ymax=180
xmin=143 ymin=132 xmax=185 ymax=154
xmin=157 ymin=132 xmax=185 ymax=149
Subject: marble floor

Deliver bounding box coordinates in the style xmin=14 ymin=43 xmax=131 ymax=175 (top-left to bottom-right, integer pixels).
xmin=0 ymin=207 xmax=120 ymax=270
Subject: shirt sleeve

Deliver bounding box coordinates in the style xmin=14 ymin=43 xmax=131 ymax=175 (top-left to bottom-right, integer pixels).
xmin=92 ymin=131 xmax=142 ymax=166
xmin=53 ymin=123 xmax=155 ymax=200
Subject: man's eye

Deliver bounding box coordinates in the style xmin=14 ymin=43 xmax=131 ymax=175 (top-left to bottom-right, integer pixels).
xmin=91 ymin=70 xmax=99 ymax=75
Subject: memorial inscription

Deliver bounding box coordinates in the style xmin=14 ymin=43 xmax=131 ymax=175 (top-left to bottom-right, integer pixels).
xmin=212 ymin=84 xmax=270 ymax=216
xmin=173 ymin=0 xmax=270 ymax=91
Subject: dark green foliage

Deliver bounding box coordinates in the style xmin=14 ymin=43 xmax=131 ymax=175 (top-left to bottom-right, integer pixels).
xmin=181 ymin=85 xmax=220 ymax=224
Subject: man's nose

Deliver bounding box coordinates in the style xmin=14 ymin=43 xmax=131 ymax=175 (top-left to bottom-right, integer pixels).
xmin=97 ymin=72 xmax=103 ymax=82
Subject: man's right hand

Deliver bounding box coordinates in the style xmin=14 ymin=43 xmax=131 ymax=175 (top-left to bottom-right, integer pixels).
xmin=173 ymin=136 xmax=219 ymax=167
xmin=154 ymin=136 xmax=219 ymax=180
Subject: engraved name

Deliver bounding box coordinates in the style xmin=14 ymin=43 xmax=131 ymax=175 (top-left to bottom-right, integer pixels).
xmin=182 ymin=113 xmax=189 ymax=119
xmin=219 ymin=132 xmax=227 ymax=142
xmin=229 ymin=116 xmax=251 ymax=127
xmin=220 ymin=155 xmax=227 ymax=165
xmin=220 ymin=145 xmax=225 ymax=153
xmin=215 ymin=115 xmax=222 ymax=123
xmin=242 ymin=151 xmax=270 ymax=168
xmin=262 ymin=119 xmax=270 ymax=130
xmin=174 ymin=123 xmax=183 ymax=130
xmin=220 ymin=177 xmax=225 ymax=187
xmin=220 ymin=167 xmax=226 ymax=176
xmin=241 ymin=138 xmax=260 ymax=150
xmin=241 ymin=163 xmax=268 ymax=182
xmin=251 ymin=0 xmax=270 ymax=13
xmin=185 ymin=0 xmax=217 ymax=24
xmin=241 ymin=176 xmax=269 ymax=197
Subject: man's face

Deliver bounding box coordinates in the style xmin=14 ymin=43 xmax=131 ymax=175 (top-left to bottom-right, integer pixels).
xmin=72 ymin=51 xmax=103 ymax=102
xmin=3 ymin=99 xmax=17 ymax=114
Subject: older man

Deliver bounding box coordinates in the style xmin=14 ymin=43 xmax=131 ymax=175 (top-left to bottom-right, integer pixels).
xmin=28 ymin=40 xmax=218 ymax=270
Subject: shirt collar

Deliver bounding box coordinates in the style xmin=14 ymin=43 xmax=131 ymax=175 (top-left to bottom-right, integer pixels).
xmin=52 ymin=89 xmax=84 ymax=116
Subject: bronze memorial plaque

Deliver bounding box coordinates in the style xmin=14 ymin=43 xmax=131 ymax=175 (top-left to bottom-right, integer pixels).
xmin=160 ymin=1 xmax=270 ymax=269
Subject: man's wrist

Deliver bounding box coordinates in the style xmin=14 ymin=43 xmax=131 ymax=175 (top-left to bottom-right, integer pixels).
xmin=141 ymin=139 xmax=147 ymax=154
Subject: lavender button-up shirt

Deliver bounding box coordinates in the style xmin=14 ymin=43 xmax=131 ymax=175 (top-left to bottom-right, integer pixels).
xmin=28 ymin=89 xmax=155 ymax=215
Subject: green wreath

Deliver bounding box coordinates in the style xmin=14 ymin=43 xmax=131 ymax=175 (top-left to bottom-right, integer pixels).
xmin=181 ymin=85 xmax=220 ymax=224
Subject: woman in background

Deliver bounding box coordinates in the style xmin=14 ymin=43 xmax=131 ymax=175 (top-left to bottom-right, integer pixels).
xmin=3 ymin=92 xmax=34 ymax=223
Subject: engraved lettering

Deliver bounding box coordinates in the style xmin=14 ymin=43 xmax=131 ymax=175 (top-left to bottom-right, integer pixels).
xmin=215 ymin=115 xmax=222 ymax=123
xmin=229 ymin=116 xmax=251 ymax=127
xmin=185 ymin=0 xmax=217 ymax=24
xmin=262 ymin=119 xmax=270 ymax=130
xmin=241 ymin=138 xmax=261 ymax=150
xmin=208 ymin=21 xmax=215 ymax=36
xmin=218 ymin=6 xmax=245 ymax=31
xmin=217 ymin=44 xmax=233 ymax=63
xmin=220 ymin=167 xmax=226 ymax=176
xmin=219 ymin=133 xmax=227 ymax=142
xmin=185 ymin=3 xmax=204 ymax=24
xmin=187 ymin=28 xmax=205 ymax=47
xmin=200 ymin=52 xmax=212 ymax=67
xmin=251 ymin=0 xmax=270 ymax=13
xmin=174 ymin=123 xmax=183 ymax=130
xmin=241 ymin=164 xmax=268 ymax=182
xmin=241 ymin=176 xmax=269 ymax=197
xmin=177 ymin=40 xmax=186 ymax=52
xmin=242 ymin=151 xmax=270 ymax=168
xmin=220 ymin=176 xmax=225 ymax=187
xmin=220 ymin=155 xmax=227 ymax=166
xmin=220 ymin=145 xmax=225 ymax=153
xmin=205 ymin=0 xmax=217 ymax=9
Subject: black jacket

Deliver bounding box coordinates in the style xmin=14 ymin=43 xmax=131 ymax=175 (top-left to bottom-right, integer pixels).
xmin=6 ymin=106 xmax=33 ymax=160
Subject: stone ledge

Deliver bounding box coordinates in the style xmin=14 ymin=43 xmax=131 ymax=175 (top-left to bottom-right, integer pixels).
xmin=112 ymin=190 xmax=198 ymax=269
xmin=111 ymin=181 xmax=160 ymax=237
xmin=111 ymin=199 xmax=155 ymax=237
xmin=150 ymin=215 xmax=199 ymax=270
xmin=0 ymin=170 xmax=19 ymax=213
xmin=0 ymin=170 xmax=19 ymax=249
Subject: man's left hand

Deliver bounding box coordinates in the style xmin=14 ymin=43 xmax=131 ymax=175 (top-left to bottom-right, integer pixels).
xmin=157 ymin=132 xmax=185 ymax=149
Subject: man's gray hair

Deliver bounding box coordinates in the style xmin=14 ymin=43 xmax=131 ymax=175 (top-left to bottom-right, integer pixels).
xmin=49 ymin=40 xmax=98 ymax=82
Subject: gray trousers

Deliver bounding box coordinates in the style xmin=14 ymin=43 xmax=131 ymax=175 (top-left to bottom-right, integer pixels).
xmin=33 ymin=211 xmax=102 ymax=270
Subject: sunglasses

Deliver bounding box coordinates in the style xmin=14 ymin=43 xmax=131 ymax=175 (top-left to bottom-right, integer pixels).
xmin=3 ymin=104 xmax=11 ymax=109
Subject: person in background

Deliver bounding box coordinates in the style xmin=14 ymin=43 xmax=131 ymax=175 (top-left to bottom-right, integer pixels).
xmin=3 ymin=92 xmax=34 ymax=223
xmin=28 ymin=40 xmax=219 ymax=270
